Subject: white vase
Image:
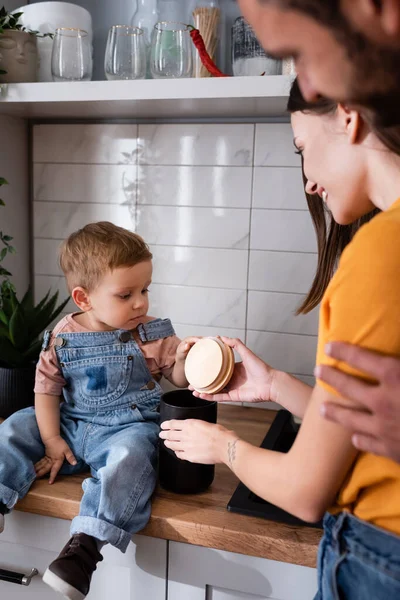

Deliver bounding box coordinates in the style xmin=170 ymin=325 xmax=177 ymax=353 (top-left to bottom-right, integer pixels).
xmin=13 ymin=2 xmax=93 ymax=82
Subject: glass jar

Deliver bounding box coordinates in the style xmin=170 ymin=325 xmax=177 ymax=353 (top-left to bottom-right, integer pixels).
xmin=231 ymin=16 xmax=282 ymax=76
xmin=131 ymin=0 xmax=159 ymax=46
xmin=131 ymin=0 xmax=159 ymax=78
xmin=192 ymin=0 xmax=221 ymax=78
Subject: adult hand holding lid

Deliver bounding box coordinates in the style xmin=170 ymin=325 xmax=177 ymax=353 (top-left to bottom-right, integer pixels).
xmin=184 ymin=337 xmax=234 ymax=394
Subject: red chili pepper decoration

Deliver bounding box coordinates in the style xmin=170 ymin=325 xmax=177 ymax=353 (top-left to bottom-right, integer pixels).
xmin=188 ymin=26 xmax=229 ymax=78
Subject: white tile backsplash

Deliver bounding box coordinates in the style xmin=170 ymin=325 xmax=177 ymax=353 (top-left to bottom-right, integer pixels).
xmin=247 ymin=291 xmax=319 ymax=335
xmin=138 ymin=124 xmax=254 ymax=166
xmin=249 ymin=250 xmax=318 ymax=294
xmin=253 ymin=167 xmax=306 ymax=209
xmin=137 ymin=165 xmax=252 ymax=208
xmin=255 ymin=124 xmax=301 ymax=167
xmin=34 ymin=124 xmax=138 ymax=164
xmin=33 ymin=164 xmax=136 ymax=205
xmin=173 ymin=324 xmax=245 ymax=341
xmin=151 ymin=246 xmax=248 ymax=289
xmin=247 ymin=330 xmax=317 ymax=375
xmin=150 ymin=284 xmax=247 ymax=329
xmin=34 ymin=239 xmax=62 ymax=276
xmin=33 ymin=122 xmax=320 ymax=383
xmin=34 ymin=202 xmax=136 ymax=239
xmin=136 ymin=206 xmax=250 ymax=249
xmin=250 ymin=209 xmax=317 ymax=252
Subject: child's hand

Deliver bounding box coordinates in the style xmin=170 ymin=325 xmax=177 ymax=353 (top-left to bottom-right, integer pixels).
xmin=35 ymin=435 xmax=77 ymax=484
xmin=176 ymin=337 xmax=201 ymax=362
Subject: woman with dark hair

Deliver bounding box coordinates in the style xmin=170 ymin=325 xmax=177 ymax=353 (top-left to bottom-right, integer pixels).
xmin=289 ymin=79 xmax=382 ymax=315
xmin=161 ymin=80 xmax=400 ymax=598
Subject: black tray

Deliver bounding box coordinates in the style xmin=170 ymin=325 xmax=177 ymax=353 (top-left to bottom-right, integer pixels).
xmin=227 ymin=409 xmax=323 ymax=529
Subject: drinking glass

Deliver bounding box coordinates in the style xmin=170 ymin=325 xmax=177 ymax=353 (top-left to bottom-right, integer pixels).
xmin=104 ymin=25 xmax=146 ymax=81
xmin=150 ymin=21 xmax=192 ymax=79
xmin=51 ymin=28 xmax=92 ymax=82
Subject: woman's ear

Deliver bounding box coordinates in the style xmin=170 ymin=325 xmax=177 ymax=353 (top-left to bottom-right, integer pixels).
xmin=72 ymin=287 xmax=92 ymax=312
xmin=337 ymin=104 xmax=362 ymax=145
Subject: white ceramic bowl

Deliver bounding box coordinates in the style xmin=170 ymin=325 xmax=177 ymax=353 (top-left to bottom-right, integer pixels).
xmin=14 ymin=2 xmax=93 ymax=82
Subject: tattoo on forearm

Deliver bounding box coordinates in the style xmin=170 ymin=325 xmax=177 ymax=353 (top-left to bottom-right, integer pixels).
xmin=227 ymin=439 xmax=239 ymax=468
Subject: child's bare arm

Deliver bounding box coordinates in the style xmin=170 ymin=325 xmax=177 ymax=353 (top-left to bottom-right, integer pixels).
xmin=35 ymin=393 xmax=62 ymax=442
xmin=34 ymin=393 xmax=77 ymax=483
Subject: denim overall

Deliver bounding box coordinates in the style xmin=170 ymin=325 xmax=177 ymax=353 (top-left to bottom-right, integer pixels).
xmin=0 ymin=318 xmax=175 ymax=552
xmin=315 ymin=512 xmax=400 ymax=600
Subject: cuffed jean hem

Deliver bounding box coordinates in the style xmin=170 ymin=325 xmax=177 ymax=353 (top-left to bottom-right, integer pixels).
xmin=0 ymin=482 xmax=19 ymax=511
xmin=71 ymin=516 xmax=132 ymax=552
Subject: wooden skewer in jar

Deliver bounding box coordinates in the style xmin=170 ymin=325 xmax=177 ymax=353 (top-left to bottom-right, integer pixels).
xmin=193 ymin=2 xmax=221 ymax=78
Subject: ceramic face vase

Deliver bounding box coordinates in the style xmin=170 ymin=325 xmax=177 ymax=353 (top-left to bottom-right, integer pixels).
xmin=0 ymin=30 xmax=38 ymax=83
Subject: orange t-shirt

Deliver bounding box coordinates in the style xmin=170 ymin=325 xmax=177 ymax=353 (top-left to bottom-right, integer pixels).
xmin=316 ymin=198 xmax=400 ymax=536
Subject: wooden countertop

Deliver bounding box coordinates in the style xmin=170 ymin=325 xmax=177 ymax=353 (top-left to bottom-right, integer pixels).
xmin=7 ymin=406 xmax=321 ymax=568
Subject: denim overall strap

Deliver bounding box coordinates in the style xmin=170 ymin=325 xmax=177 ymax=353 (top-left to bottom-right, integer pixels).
xmin=137 ymin=318 xmax=176 ymax=342
xmin=41 ymin=330 xmax=52 ymax=351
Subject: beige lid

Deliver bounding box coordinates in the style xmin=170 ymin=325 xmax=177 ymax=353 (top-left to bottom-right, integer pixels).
xmin=184 ymin=338 xmax=224 ymax=390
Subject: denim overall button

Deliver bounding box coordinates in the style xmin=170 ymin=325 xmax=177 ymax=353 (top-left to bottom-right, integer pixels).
xmin=147 ymin=381 xmax=156 ymax=390
xmin=131 ymin=404 xmax=137 ymax=410
xmin=119 ymin=331 xmax=131 ymax=343
xmin=55 ymin=337 xmax=66 ymax=348
xmin=127 ymin=355 xmax=133 ymax=361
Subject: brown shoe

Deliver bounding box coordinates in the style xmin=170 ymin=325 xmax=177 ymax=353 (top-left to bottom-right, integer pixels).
xmin=42 ymin=533 xmax=103 ymax=600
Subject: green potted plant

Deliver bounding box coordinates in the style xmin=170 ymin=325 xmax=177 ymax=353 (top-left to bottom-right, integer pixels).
xmin=0 ymin=6 xmax=52 ymax=83
xmin=0 ymin=177 xmax=69 ymax=418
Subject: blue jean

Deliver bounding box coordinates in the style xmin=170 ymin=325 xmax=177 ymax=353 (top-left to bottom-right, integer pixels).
xmin=315 ymin=512 xmax=400 ymax=600
xmin=0 ymin=406 xmax=159 ymax=552
xmin=0 ymin=318 xmax=177 ymax=552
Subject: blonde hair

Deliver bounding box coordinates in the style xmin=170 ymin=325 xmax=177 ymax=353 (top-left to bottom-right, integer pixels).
xmin=59 ymin=222 xmax=153 ymax=292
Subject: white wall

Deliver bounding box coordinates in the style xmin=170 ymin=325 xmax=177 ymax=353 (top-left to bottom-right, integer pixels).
xmin=0 ymin=116 xmax=30 ymax=296
xmin=32 ymin=122 xmax=318 ymax=388
xmin=3 ymin=0 xmax=25 ymax=11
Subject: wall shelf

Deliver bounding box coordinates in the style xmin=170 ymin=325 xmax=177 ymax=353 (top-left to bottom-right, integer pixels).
xmin=0 ymin=76 xmax=292 ymax=120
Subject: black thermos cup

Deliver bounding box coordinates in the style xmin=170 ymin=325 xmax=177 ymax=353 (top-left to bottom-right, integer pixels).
xmin=159 ymin=389 xmax=218 ymax=494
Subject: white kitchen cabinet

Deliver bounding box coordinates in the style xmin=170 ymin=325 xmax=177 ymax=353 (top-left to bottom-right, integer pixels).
xmin=0 ymin=511 xmax=167 ymax=599
xmin=168 ymin=542 xmax=317 ymax=600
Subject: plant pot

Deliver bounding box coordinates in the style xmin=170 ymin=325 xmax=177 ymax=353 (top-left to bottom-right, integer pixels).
xmin=0 ymin=30 xmax=38 ymax=83
xmin=0 ymin=364 xmax=36 ymax=419
xmin=14 ymin=2 xmax=93 ymax=82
